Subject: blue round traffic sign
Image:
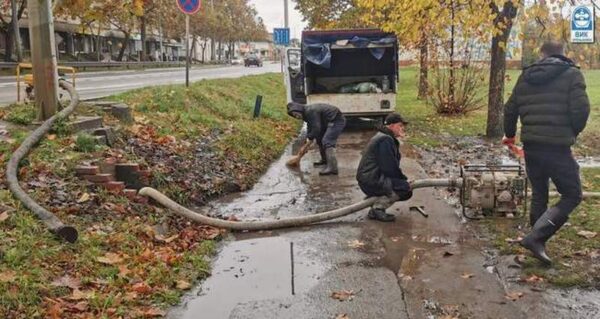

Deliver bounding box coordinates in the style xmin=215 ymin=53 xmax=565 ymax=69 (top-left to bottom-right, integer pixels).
xmin=176 ymin=0 xmax=201 ymax=15
xmin=572 ymin=6 xmax=592 ymax=30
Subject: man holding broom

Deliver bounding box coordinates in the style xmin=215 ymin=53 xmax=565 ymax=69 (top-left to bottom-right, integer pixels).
xmin=286 ymin=102 xmax=346 ymax=175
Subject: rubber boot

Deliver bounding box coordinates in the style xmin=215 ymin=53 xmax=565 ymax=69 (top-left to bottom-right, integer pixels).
xmin=319 ymin=148 xmax=338 ymax=175
xmin=314 ymin=147 xmax=327 ymax=166
xmin=520 ymin=207 xmax=566 ymax=265
xmin=368 ymin=208 xmax=396 ymax=222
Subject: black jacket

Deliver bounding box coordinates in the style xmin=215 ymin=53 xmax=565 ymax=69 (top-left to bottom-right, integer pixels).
xmin=504 ymin=55 xmax=590 ymax=147
xmin=287 ymin=102 xmax=343 ymax=140
xmin=356 ymin=127 xmax=410 ymax=197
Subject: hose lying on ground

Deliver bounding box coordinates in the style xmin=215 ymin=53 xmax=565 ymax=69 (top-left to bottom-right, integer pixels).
xmin=6 ymin=80 xmax=79 ymax=243
xmin=139 ymin=178 xmax=464 ymax=231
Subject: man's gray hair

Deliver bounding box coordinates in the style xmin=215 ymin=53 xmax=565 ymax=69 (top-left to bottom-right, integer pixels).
xmin=540 ymin=40 xmax=565 ymax=57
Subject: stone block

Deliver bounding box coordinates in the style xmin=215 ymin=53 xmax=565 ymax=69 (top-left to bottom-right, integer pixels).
xmin=103 ymin=181 xmax=125 ymax=193
xmin=84 ymin=174 xmax=114 ymax=183
xmin=75 ymin=165 xmax=99 ymax=176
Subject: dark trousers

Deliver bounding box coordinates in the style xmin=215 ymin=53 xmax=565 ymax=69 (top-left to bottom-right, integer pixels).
xmin=319 ymin=117 xmax=346 ymax=149
xmin=524 ymin=147 xmax=582 ymax=226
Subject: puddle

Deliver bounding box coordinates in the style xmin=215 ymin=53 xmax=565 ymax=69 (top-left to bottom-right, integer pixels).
xmin=578 ymin=157 xmax=600 ymax=168
xmin=168 ymin=236 xmax=323 ymax=319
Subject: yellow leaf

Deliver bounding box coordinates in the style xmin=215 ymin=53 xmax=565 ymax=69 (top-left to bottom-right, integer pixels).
xmin=77 ymin=193 xmax=91 ymax=203
xmin=97 ymin=252 xmax=123 ymax=265
xmin=175 ymin=280 xmax=192 ymax=290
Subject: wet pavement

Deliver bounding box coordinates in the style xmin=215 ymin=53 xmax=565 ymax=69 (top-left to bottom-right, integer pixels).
xmin=167 ymin=121 xmax=600 ymax=319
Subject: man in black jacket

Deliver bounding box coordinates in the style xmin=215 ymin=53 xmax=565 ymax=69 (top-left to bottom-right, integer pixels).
xmin=356 ymin=113 xmax=412 ymax=222
xmin=287 ymin=102 xmax=346 ymax=175
xmin=503 ymin=40 xmax=590 ymax=264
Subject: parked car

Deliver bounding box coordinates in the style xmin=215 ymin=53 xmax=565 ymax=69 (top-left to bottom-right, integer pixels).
xmin=231 ymin=57 xmax=244 ymax=65
xmin=244 ymin=54 xmax=263 ymax=67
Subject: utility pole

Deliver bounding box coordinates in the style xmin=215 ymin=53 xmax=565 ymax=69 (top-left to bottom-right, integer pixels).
xmin=281 ymin=0 xmax=290 ymax=73
xmin=27 ymin=0 xmax=59 ymax=121
xmin=284 ymin=0 xmax=289 ymax=28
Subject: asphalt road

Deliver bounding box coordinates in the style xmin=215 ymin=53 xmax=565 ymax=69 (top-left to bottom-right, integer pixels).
xmin=0 ymin=63 xmax=281 ymax=105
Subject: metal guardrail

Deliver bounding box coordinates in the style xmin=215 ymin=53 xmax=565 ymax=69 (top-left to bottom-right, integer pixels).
xmin=0 ymin=61 xmax=186 ymax=70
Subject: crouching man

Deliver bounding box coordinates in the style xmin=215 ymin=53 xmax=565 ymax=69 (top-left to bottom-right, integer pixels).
xmin=356 ymin=113 xmax=412 ymax=222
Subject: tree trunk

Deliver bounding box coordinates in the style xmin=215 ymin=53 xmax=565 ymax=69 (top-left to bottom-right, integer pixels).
xmin=117 ymin=33 xmax=129 ymax=61
xmin=418 ymin=33 xmax=428 ymax=99
xmin=140 ymin=16 xmax=146 ymax=61
xmin=5 ymin=31 xmax=14 ymax=62
xmin=486 ymin=2 xmax=517 ymax=138
xmin=201 ymin=39 xmax=207 ymax=63
xmin=11 ymin=0 xmax=22 ymax=62
xmin=190 ymin=36 xmax=197 ymax=61
xmin=217 ymin=41 xmax=222 ymax=60
xmin=210 ymin=37 xmax=215 ymax=61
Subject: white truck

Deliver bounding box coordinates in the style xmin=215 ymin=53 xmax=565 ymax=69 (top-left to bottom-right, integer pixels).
xmin=284 ymin=29 xmax=399 ymax=119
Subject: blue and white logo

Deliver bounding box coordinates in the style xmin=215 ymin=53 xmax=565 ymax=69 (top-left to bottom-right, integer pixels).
xmin=571 ymin=5 xmax=595 ymax=43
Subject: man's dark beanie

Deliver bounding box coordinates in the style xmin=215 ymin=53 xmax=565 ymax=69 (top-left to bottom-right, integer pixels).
xmin=384 ymin=112 xmax=408 ymax=125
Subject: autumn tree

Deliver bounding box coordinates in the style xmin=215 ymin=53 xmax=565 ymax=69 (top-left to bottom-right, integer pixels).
xmin=0 ymin=0 xmax=26 ymax=62
xmin=294 ymin=0 xmax=370 ymax=29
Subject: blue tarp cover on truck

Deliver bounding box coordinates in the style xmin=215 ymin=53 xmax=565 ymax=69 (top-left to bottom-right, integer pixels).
xmin=302 ymin=29 xmax=397 ymax=69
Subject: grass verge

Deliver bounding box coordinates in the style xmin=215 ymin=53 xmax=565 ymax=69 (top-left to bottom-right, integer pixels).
xmin=0 ymin=72 xmax=297 ymax=318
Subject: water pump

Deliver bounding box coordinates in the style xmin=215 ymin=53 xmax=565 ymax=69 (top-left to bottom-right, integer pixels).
xmin=459 ymin=164 xmax=528 ymax=219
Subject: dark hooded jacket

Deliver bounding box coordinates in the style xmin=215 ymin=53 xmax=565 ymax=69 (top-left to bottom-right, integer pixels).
xmin=287 ymin=102 xmax=343 ymax=140
xmin=504 ymin=55 xmax=590 ymax=148
xmin=356 ymin=126 xmax=410 ymax=197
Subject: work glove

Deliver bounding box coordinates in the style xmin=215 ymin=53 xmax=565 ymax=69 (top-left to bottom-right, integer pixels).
xmin=502 ymin=136 xmax=516 ymax=145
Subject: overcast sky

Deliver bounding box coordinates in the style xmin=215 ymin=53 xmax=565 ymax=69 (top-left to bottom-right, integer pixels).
xmin=249 ymin=0 xmax=307 ymax=39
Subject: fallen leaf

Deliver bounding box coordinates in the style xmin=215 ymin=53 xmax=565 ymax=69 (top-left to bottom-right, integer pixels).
xmin=0 ymin=270 xmax=16 ymax=282
xmin=51 ymin=275 xmax=81 ymax=289
xmin=331 ymin=290 xmax=355 ymax=301
xmin=398 ymin=273 xmax=413 ymax=281
xmin=443 ymin=251 xmax=455 ymax=258
xmin=390 ymin=236 xmax=401 ymax=242
xmin=347 ymin=240 xmax=365 ymax=249
xmin=0 ymin=211 xmax=9 ymax=222
xmin=45 ymin=299 xmax=64 ymax=319
xmin=96 ymin=252 xmax=123 ymax=265
xmin=47 ymin=134 xmax=57 ymax=141
xmin=68 ymin=289 xmax=94 ymax=301
xmin=65 ymin=301 xmax=88 ymax=312
xmin=131 ymin=281 xmax=153 ymax=294
xmin=335 ymin=314 xmax=350 ymax=319
xmin=77 ymin=193 xmax=91 ymax=203
xmin=175 ymin=280 xmax=192 ymax=290
xmin=461 ymin=273 xmax=474 ymax=279
xmin=505 ymin=291 xmax=524 ymax=301
xmin=523 ymin=274 xmax=544 ymax=283
xmin=577 ymin=230 xmax=597 ymax=239
xmin=155 ymin=234 xmax=179 ymax=243
xmin=140 ymin=307 xmax=166 ymax=317
xmin=118 ymin=265 xmax=131 ymax=278
xmin=505 ymin=237 xmax=523 ymax=244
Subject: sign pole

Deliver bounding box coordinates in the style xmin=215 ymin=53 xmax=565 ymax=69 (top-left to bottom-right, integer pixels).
xmin=185 ymin=14 xmax=190 ymax=87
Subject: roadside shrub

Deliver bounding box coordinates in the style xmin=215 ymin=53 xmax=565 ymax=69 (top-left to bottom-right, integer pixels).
xmin=428 ymin=64 xmax=485 ymax=115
